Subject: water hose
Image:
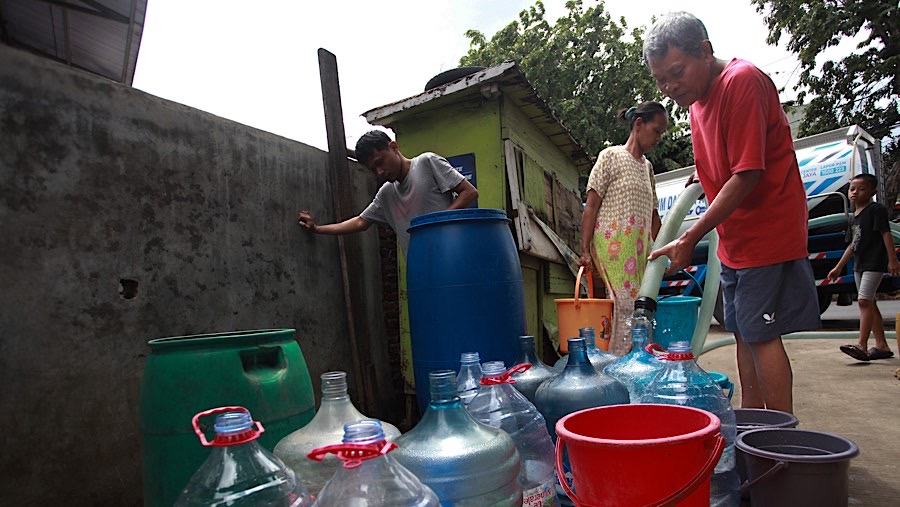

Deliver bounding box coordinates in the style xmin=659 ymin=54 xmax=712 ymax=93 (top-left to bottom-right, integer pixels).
xmin=638 ymin=183 xmax=721 ymax=355
xmin=693 ymin=232 xmax=720 ymax=354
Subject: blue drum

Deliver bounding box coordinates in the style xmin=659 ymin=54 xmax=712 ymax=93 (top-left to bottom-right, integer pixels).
xmin=407 ymin=209 xmax=526 ymax=413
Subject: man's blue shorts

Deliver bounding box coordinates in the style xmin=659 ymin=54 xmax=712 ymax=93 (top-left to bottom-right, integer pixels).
xmin=721 ymin=258 xmax=821 ymax=342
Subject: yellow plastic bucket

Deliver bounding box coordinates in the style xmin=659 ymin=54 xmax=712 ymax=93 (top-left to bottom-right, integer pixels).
xmin=555 ymin=266 xmax=614 ymax=353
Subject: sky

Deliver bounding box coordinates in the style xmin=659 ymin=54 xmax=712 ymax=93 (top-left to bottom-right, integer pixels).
xmin=132 ymin=0 xmax=839 ymax=152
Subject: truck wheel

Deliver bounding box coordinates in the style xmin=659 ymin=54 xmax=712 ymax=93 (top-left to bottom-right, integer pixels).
xmin=818 ymin=292 xmax=833 ymax=314
xmin=713 ymin=288 xmax=725 ymax=325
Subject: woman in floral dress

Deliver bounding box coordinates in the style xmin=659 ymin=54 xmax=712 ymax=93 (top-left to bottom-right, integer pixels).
xmin=580 ymin=102 xmax=667 ymax=355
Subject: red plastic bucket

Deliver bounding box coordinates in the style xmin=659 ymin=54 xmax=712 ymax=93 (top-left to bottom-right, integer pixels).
xmin=556 ymin=404 xmax=724 ymax=507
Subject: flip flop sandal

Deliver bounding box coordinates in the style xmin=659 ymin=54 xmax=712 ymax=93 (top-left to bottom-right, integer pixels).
xmin=867 ymin=348 xmax=895 ymax=360
xmin=840 ymin=344 xmax=870 ymax=361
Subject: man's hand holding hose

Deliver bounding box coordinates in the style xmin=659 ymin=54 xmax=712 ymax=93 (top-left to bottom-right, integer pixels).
xmin=649 ymin=170 xmax=762 ymax=275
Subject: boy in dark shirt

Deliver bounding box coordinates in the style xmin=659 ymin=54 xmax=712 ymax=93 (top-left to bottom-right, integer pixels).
xmin=828 ymin=174 xmax=899 ymax=360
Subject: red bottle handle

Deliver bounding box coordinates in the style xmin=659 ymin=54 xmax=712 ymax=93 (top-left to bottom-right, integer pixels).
xmin=480 ymin=363 xmax=531 ymax=385
xmin=307 ymin=441 xmax=398 ymax=469
xmin=644 ymin=343 xmax=696 ymax=361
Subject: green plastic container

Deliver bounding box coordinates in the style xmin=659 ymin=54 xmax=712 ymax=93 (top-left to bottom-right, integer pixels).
xmin=140 ymin=329 xmax=316 ymax=507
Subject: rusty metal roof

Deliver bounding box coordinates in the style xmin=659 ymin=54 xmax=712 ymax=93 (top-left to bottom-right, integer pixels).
xmin=0 ymin=0 xmax=146 ymax=85
xmin=362 ymin=61 xmax=593 ymax=173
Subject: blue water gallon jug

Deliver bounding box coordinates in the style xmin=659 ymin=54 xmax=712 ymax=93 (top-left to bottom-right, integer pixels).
xmin=392 ymin=370 xmax=523 ymax=505
xmin=407 ymin=209 xmax=526 ymax=413
xmin=554 ymin=327 xmax=616 ymax=372
xmin=535 ymin=338 xmax=629 ymax=504
xmin=535 ymin=338 xmax=630 ymax=441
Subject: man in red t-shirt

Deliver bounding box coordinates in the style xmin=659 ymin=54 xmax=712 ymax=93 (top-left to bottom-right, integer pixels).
xmin=643 ymin=12 xmax=820 ymax=413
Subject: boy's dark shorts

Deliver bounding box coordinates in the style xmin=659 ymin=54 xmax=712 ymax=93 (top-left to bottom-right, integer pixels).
xmin=721 ymin=258 xmax=821 ymax=342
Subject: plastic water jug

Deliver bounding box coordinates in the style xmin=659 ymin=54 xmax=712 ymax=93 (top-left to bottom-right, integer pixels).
xmin=174 ymin=407 xmax=313 ymax=507
xmin=393 ymin=370 xmax=523 ymax=505
xmin=510 ymin=335 xmax=560 ymax=403
xmin=536 ymin=337 xmax=629 ymax=504
xmin=603 ymin=297 xmax=665 ymax=402
xmin=553 ymin=327 xmax=616 ymax=372
xmin=274 ymin=371 xmax=401 ymax=496
xmin=467 ymin=361 xmax=560 ymax=507
xmin=308 ymin=419 xmax=440 ymax=506
xmin=536 ymin=337 xmax=630 ymax=440
xmin=640 ymin=341 xmax=740 ymax=507
xmin=456 ymin=352 xmax=482 ymax=406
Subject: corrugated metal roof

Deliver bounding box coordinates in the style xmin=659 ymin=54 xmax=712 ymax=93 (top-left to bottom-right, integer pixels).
xmin=362 ymin=61 xmax=593 ymax=173
xmin=0 ymin=0 xmax=146 ymax=85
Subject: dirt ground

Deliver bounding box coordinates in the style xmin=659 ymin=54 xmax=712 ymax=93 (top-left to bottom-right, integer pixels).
xmin=697 ymin=330 xmax=900 ymax=506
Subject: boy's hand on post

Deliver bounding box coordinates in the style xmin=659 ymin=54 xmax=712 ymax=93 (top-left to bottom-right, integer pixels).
xmin=297 ymin=210 xmax=317 ymax=232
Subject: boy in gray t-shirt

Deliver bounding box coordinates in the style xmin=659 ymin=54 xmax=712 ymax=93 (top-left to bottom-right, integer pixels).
xmin=298 ymin=130 xmax=478 ymax=255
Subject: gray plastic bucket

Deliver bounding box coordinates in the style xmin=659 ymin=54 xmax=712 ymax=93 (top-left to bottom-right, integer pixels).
xmin=736 ymin=428 xmax=859 ymax=507
xmin=734 ymin=408 xmax=799 ymax=499
xmin=735 ymin=408 xmax=799 ymax=434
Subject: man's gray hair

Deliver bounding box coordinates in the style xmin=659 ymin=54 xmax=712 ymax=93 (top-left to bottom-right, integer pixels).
xmin=642 ymin=12 xmax=710 ymax=64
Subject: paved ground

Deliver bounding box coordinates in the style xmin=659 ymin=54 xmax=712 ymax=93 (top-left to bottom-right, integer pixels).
xmin=697 ymin=299 xmax=900 ymax=506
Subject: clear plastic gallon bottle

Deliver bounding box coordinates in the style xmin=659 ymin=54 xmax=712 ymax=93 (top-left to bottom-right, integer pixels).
xmin=393 ymin=370 xmax=523 ymax=506
xmin=510 ymin=336 xmax=560 ymax=404
xmin=175 ymin=406 xmax=312 ymax=507
xmin=274 ymin=371 xmax=401 ymax=496
xmin=553 ymin=327 xmax=616 ymax=372
xmin=640 ymin=341 xmax=740 ymax=507
xmin=467 ymin=361 xmax=560 ymax=507
xmin=456 ymin=352 xmax=482 ymax=406
xmin=603 ymin=297 xmax=665 ymax=402
xmin=309 ymin=419 xmax=440 ymax=506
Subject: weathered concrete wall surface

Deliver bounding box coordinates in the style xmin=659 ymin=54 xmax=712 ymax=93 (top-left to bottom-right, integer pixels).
xmin=0 ymin=44 xmax=397 ymax=505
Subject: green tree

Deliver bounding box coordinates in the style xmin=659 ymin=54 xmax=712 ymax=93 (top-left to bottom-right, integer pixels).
xmin=752 ymin=0 xmax=899 ymax=188
xmin=460 ymin=0 xmax=692 ymax=173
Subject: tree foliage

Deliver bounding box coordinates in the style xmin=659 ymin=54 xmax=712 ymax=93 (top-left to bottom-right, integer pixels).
xmin=459 ymin=0 xmax=692 ymax=173
xmin=751 ymin=0 xmax=899 ymax=172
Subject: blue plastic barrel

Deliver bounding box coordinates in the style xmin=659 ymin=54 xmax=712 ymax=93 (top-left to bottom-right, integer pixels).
xmin=407 ymin=209 xmax=526 ymax=413
xmin=655 ymin=295 xmax=702 ymax=350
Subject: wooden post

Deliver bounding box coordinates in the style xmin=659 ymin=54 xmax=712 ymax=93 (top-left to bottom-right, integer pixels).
xmin=317 ymin=48 xmax=376 ymax=413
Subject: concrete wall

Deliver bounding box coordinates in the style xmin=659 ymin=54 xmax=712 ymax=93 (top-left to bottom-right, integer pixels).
xmin=0 ymin=44 xmax=398 ymax=505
